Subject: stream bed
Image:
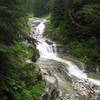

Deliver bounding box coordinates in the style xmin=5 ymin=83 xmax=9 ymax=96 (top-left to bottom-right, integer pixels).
xmin=28 ymin=18 xmax=100 ymax=100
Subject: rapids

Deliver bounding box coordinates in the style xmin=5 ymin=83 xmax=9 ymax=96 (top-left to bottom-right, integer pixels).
xmin=28 ymin=18 xmax=100 ymax=100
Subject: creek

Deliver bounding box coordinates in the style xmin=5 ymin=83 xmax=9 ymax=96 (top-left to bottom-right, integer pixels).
xmin=28 ymin=18 xmax=100 ymax=100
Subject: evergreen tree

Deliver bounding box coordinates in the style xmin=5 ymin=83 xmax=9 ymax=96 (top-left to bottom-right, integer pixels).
xmin=51 ymin=0 xmax=66 ymax=27
xmin=33 ymin=0 xmax=52 ymax=16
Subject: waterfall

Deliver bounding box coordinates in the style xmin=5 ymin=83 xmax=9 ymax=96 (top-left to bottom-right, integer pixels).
xmin=31 ymin=18 xmax=100 ymax=86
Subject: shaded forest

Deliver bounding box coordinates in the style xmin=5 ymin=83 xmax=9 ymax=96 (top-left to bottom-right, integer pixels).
xmin=0 ymin=0 xmax=44 ymax=100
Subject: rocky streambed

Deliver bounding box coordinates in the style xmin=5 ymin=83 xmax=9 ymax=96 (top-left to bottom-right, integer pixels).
xmin=37 ymin=58 xmax=100 ymax=100
xmin=28 ymin=17 xmax=100 ymax=100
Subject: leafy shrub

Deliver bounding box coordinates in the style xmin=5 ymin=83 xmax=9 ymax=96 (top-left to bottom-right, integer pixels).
xmin=0 ymin=41 xmax=44 ymax=100
xmin=69 ymin=37 xmax=99 ymax=66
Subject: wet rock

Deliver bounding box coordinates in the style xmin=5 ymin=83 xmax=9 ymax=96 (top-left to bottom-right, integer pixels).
xmin=45 ymin=40 xmax=53 ymax=45
xmin=28 ymin=17 xmax=41 ymax=26
xmin=96 ymin=67 xmax=100 ymax=73
xmin=42 ymin=92 xmax=51 ymax=100
xmin=44 ymin=75 xmax=57 ymax=87
xmin=56 ymin=44 xmax=66 ymax=53
xmin=25 ymin=59 xmax=33 ymax=64
xmin=57 ymin=65 xmax=72 ymax=82
xmin=32 ymin=21 xmax=40 ymax=26
xmin=72 ymin=79 xmax=96 ymax=97
xmin=22 ymin=33 xmax=37 ymax=45
xmin=51 ymin=89 xmax=59 ymax=100
xmin=32 ymin=49 xmax=40 ymax=62
xmin=41 ymin=78 xmax=59 ymax=100
xmin=31 ymin=27 xmax=37 ymax=34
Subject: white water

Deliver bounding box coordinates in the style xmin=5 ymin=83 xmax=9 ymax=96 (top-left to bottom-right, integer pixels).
xmin=32 ymin=19 xmax=100 ymax=86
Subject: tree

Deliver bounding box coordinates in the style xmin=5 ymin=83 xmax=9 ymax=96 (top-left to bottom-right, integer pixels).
xmin=51 ymin=0 xmax=66 ymax=27
xmin=33 ymin=0 xmax=52 ymax=16
xmin=0 ymin=0 xmax=27 ymax=44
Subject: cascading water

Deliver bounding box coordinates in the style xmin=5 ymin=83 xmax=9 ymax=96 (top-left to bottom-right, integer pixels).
xmin=31 ymin=20 xmax=100 ymax=86
xmin=31 ymin=18 xmax=100 ymax=87
xmin=28 ymin=18 xmax=100 ymax=99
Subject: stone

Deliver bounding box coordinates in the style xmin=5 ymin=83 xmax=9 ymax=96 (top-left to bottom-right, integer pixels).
xmin=42 ymin=92 xmax=51 ymax=100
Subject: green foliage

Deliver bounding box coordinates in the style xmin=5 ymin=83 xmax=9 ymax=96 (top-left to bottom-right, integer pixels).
xmin=0 ymin=41 xmax=44 ymax=100
xmin=76 ymin=4 xmax=100 ymax=27
xmin=0 ymin=0 xmax=44 ymax=99
xmin=51 ymin=0 xmax=66 ymax=27
xmin=69 ymin=37 xmax=100 ymax=66
xmin=30 ymin=82 xmax=45 ymax=100
xmin=43 ymin=14 xmax=51 ymax=20
xmin=0 ymin=0 xmax=27 ymax=43
xmin=49 ymin=0 xmax=100 ymax=41
xmin=32 ymin=0 xmax=53 ymax=17
xmin=16 ymin=81 xmax=44 ymax=100
xmin=44 ymin=22 xmax=66 ymax=43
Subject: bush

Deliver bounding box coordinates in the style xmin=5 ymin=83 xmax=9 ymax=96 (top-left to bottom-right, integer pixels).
xmin=0 ymin=41 xmax=44 ymax=100
xmin=69 ymin=37 xmax=100 ymax=66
